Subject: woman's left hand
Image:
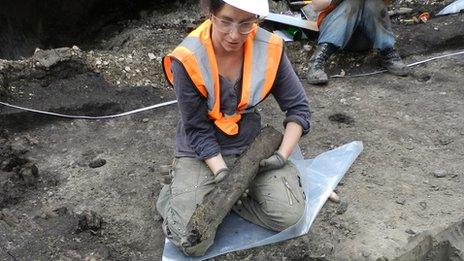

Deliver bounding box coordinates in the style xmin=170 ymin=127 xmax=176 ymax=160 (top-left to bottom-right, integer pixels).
xmin=261 ymin=122 xmax=303 ymax=172
xmin=259 ymin=151 xmax=286 ymax=172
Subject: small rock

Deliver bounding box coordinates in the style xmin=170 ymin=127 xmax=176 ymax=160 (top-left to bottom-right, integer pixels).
xmin=34 ymin=48 xmax=66 ymax=68
xmin=395 ymin=198 xmax=406 ymax=205
xmin=75 ymin=210 xmax=102 ymax=232
xmin=53 ymin=206 xmax=69 ymax=216
xmin=329 ymin=113 xmax=355 ymax=125
xmin=419 ymin=201 xmax=427 ymax=210
xmin=89 ymin=158 xmax=106 ymax=168
xmin=405 ymin=228 xmax=416 ymax=235
xmin=329 ymin=191 xmax=340 ymax=203
xmin=362 ymin=250 xmax=370 ymax=258
xmin=148 ymin=53 xmax=156 ymax=60
xmin=72 ymin=45 xmax=81 ymax=51
xmin=124 ymin=66 xmax=131 ymax=72
xmin=434 ymin=170 xmax=446 ymax=178
xmin=438 ymin=137 xmax=453 ymax=145
xmin=336 ymin=202 xmax=348 ymax=215
xmin=19 ymin=164 xmax=39 ymax=185
xmin=142 ymin=118 xmax=149 ymax=123
xmin=303 ymin=44 xmax=312 ymax=52
xmin=339 ymin=69 xmax=346 ymax=77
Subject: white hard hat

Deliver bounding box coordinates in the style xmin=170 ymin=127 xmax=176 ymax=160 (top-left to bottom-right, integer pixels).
xmin=223 ymin=0 xmax=269 ymax=17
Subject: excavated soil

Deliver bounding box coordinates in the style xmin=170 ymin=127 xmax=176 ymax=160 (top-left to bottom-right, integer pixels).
xmin=1 ymin=1 xmax=464 ymax=260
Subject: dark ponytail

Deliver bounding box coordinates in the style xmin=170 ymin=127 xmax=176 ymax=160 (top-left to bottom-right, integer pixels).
xmin=199 ymin=0 xmax=226 ymax=15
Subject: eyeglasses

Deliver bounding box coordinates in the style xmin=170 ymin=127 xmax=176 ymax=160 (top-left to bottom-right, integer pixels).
xmin=211 ymin=14 xmax=257 ymax=35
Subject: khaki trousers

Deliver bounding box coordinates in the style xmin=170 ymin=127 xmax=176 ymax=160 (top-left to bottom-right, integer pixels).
xmin=156 ymin=156 xmax=305 ymax=256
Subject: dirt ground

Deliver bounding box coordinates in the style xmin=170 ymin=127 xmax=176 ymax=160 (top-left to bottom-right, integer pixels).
xmin=1 ymin=1 xmax=464 ymax=260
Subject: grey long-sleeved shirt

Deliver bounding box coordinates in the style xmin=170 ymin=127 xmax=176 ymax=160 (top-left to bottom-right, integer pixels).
xmin=172 ymin=51 xmax=310 ymax=160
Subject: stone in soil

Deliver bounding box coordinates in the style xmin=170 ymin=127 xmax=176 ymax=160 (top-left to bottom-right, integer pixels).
xmin=336 ymin=202 xmax=349 ymax=215
xmin=329 ymin=191 xmax=341 ymax=203
xmin=89 ymin=158 xmax=106 ymax=168
xmin=434 ymin=169 xmax=446 ymax=178
xmin=75 ymin=210 xmax=103 ymax=232
xmin=419 ymin=201 xmax=427 ymax=210
xmin=328 ymin=113 xmax=355 ymax=125
xmin=19 ymin=163 xmax=39 ymax=185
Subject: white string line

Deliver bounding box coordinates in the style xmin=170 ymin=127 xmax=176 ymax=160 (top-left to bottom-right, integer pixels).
xmin=331 ymin=49 xmax=464 ymax=78
xmin=0 ymin=100 xmax=178 ymax=120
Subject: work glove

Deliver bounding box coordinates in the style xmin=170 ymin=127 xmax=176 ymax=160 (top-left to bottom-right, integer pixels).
xmin=259 ymin=151 xmax=286 ymax=172
xmin=213 ymin=168 xmax=229 ymax=184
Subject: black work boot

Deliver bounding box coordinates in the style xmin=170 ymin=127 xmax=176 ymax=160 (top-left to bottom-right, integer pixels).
xmin=307 ymin=43 xmax=337 ymax=85
xmin=381 ymin=48 xmax=409 ymax=76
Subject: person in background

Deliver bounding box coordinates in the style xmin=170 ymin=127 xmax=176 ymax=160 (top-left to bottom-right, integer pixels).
xmin=307 ymin=0 xmax=408 ymax=85
xmin=157 ymin=0 xmax=310 ymax=256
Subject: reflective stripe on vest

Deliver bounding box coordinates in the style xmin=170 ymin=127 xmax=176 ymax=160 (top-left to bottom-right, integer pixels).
xmin=163 ymin=20 xmax=283 ymax=136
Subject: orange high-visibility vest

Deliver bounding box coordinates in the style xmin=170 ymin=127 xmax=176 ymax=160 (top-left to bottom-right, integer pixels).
xmin=163 ymin=20 xmax=284 ymax=136
xmin=317 ymin=0 xmax=390 ymax=28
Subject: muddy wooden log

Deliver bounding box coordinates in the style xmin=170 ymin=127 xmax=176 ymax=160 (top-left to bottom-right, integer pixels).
xmin=182 ymin=126 xmax=283 ymax=256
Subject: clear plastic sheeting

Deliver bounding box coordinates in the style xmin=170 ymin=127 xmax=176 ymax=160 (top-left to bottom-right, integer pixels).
xmin=437 ymin=0 xmax=464 ymax=15
xmin=162 ymin=141 xmax=364 ymax=261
